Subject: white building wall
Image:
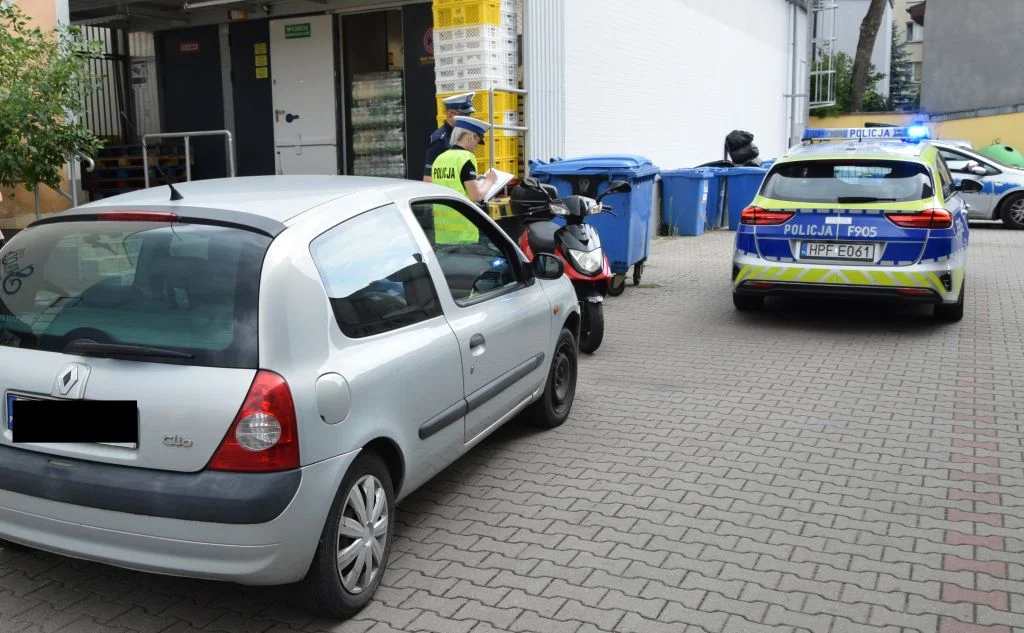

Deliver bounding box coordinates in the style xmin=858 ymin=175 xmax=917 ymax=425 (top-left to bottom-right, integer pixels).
xmin=549 ymin=0 xmax=798 ymax=170
xmin=834 ymin=0 xmax=893 ymax=97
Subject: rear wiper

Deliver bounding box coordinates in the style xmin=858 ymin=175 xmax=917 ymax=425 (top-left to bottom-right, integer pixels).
xmin=63 ymin=340 xmax=194 ymax=360
xmin=837 ymin=196 xmax=897 ymax=203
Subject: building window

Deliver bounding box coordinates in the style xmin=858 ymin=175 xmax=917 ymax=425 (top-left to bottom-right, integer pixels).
xmin=912 ymin=62 xmax=922 ymax=83
xmin=905 ymin=21 xmax=923 ymax=42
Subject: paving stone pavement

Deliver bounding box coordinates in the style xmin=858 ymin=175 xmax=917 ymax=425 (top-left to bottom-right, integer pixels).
xmin=2 ymin=223 xmax=1023 ymax=633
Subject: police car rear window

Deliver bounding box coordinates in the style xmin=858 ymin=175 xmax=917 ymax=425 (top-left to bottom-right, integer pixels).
xmin=760 ymin=159 xmax=935 ymax=204
xmin=0 ymin=220 xmax=270 ymax=368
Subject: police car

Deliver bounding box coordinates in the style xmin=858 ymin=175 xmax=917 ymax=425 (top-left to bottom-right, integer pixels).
xmin=732 ymin=126 xmax=983 ymax=322
xmin=929 ymin=140 xmax=1024 ymax=229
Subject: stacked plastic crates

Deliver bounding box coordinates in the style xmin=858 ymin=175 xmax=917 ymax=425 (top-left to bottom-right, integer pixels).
xmin=433 ymin=0 xmax=520 ymax=175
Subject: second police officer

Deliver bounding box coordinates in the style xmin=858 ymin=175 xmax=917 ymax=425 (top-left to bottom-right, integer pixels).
xmin=423 ymin=92 xmax=476 ymax=182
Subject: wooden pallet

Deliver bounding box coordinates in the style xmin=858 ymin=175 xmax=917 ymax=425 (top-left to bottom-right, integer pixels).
xmin=93 ymin=154 xmax=193 ymax=169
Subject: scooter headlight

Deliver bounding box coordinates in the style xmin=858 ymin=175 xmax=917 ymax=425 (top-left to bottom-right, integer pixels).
xmin=568 ymin=248 xmax=603 ymax=275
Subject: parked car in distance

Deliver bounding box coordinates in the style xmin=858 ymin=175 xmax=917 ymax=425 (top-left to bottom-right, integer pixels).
xmin=931 ymin=139 xmax=1024 ymax=229
xmin=0 ymin=175 xmax=581 ymax=619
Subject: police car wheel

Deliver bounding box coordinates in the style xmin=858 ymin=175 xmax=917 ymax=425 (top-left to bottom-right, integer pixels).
xmin=999 ymin=193 xmax=1024 ymax=230
xmin=733 ymin=293 xmax=764 ymax=311
xmin=934 ymin=281 xmax=965 ymax=323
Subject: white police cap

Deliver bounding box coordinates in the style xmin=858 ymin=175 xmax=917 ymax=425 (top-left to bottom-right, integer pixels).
xmin=441 ymin=92 xmax=476 ymax=113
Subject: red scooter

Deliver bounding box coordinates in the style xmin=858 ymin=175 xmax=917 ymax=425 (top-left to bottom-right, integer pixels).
xmin=510 ymin=177 xmax=632 ymax=353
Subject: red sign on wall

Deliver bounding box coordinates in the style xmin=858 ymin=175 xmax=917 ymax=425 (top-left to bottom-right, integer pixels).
xmin=179 ymin=41 xmax=200 ymax=54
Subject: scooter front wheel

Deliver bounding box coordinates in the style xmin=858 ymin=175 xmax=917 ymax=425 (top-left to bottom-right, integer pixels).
xmin=579 ymin=301 xmax=605 ymax=354
xmin=607 ymin=274 xmax=627 ymax=297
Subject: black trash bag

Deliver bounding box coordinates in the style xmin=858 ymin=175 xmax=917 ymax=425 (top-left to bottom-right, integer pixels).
xmin=743 ymin=157 xmax=764 ymax=167
xmin=726 ymin=130 xmax=755 ymax=151
xmin=729 ymin=143 xmax=760 ymax=164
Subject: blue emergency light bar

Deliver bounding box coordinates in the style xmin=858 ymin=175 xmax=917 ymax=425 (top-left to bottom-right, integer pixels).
xmin=801 ymin=126 xmax=931 ymax=142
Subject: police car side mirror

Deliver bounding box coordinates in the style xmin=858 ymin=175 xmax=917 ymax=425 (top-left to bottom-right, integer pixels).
xmin=956 ymin=179 xmax=984 ymax=193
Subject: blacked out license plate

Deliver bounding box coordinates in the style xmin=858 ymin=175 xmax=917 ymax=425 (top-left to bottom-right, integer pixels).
xmin=7 ymin=393 xmax=138 ymax=445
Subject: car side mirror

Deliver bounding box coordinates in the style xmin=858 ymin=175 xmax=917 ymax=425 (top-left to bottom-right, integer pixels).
xmin=532 ymin=252 xmax=564 ymax=280
xmin=966 ymin=162 xmax=987 ymax=176
xmin=596 ymin=180 xmax=632 ymax=202
xmin=956 ymin=179 xmax=984 ymax=193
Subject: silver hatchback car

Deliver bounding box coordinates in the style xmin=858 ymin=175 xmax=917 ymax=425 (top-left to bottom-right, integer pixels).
xmin=0 ymin=175 xmax=581 ymax=618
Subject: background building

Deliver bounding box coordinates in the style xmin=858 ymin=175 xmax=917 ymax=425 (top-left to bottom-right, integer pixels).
xmin=5 ymin=0 xmax=817 ymax=230
xmin=915 ymin=0 xmax=1024 ymax=116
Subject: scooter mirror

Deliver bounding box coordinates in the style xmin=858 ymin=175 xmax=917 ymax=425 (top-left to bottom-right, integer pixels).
xmin=597 ymin=180 xmax=632 ymax=202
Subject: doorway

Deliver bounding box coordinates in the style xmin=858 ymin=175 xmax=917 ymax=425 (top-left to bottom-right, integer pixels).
xmin=341 ymin=10 xmax=407 ymax=178
xmin=269 ymin=14 xmax=339 ymax=175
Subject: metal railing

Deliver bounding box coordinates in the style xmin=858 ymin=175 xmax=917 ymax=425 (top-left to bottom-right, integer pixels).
xmin=30 ymin=150 xmax=96 ymax=219
xmin=141 ymin=129 xmax=236 ymax=189
xmin=485 ymin=87 xmax=528 ymax=175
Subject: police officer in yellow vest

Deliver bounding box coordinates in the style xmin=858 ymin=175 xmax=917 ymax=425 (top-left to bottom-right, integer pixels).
xmin=430 ymin=116 xmax=498 ymax=244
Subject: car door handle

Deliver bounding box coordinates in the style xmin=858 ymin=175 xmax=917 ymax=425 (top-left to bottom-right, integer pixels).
xmin=469 ymin=333 xmax=485 ymax=349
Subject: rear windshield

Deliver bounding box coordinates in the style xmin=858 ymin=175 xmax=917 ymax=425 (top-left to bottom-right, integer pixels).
xmin=760 ymin=159 xmax=935 ymax=204
xmin=0 ymin=219 xmax=271 ymax=368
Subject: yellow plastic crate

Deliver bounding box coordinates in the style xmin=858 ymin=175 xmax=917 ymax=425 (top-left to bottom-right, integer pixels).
xmin=436 ymin=111 xmax=519 ymax=138
xmin=435 ymin=91 xmax=517 ymax=119
xmin=433 ymin=0 xmax=502 ymax=28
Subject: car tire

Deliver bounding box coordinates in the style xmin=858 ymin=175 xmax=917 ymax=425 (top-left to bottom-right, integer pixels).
xmin=302 ymin=450 xmax=396 ymax=620
xmin=578 ymin=302 xmax=604 ymax=354
xmin=523 ymin=327 xmax=577 ymax=429
xmin=999 ymin=193 xmax=1024 ymax=230
xmin=733 ymin=293 xmax=764 ymax=311
xmin=934 ymin=280 xmax=965 ymax=323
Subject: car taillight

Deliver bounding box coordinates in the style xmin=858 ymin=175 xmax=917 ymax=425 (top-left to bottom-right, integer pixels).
xmin=740 ymin=207 xmax=795 ymax=225
xmin=97 ymin=211 xmax=178 ymax=222
xmin=208 ymin=370 xmax=300 ymax=472
xmin=885 ymin=209 xmax=952 ymax=229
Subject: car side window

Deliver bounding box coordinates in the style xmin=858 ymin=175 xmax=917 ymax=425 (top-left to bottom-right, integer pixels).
xmin=309 ymin=204 xmax=443 ymax=339
xmin=938 ymin=148 xmax=971 ymax=173
xmin=410 ymin=199 xmax=522 ymax=306
xmin=936 ymin=156 xmax=954 ymax=200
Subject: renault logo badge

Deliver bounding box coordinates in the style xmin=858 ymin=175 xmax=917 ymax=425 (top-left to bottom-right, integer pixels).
xmin=53 ymin=363 xmax=90 ymax=399
xmin=57 ymin=366 xmax=79 ymax=396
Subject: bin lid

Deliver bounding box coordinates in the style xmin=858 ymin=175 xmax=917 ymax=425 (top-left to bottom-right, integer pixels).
xmin=528 ymin=154 xmax=660 ymax=179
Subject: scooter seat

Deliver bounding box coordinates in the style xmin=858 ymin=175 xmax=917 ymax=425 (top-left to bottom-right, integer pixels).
xmin=527 ymin=221 xmax=559 ymax=255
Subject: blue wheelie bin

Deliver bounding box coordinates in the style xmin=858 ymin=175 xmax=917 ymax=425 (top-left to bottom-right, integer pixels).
xmin=528 ymin=154 xmax=660 ymax=290
xmin=720 ymin=166 xmax=770 ymax=230
xmin=660 ymin=168 xmax=727 ymax=236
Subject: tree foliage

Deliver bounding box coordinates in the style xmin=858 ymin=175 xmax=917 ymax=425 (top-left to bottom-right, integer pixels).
xmin=812 ymin=51 xmax=888 ymax=117
xmin=888 ymin=24 xmax=920 ymax=112
xmin=0 ymin=1 xmax=104 ymax=194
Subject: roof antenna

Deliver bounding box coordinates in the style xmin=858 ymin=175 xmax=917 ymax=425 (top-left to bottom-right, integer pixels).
xmin=153 ymin=161 xmax=183 ymax=201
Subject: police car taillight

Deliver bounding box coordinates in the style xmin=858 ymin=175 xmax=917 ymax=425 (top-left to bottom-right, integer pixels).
xmin=740 ymin=207 xmax=795 ymax=226
xmin=885 ymin=209 xmax=953 ymax=229
xmin=207 ymin=370 xmax=300 ymax=472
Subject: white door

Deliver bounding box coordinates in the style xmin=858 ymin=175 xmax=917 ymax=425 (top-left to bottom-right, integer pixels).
xmin=270 ymin=15 xmax=338 ymax=175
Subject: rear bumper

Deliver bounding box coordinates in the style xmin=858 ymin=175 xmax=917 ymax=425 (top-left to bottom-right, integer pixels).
xmin=0 ymin=448 xmax=359 ymax=585
xmin=734 ymin=281 xmax=943 ymax=304
xmin=0 ymin=444 xmax=299 ymax=524
xmin=732 ymin=255 xmax=963 ymax=304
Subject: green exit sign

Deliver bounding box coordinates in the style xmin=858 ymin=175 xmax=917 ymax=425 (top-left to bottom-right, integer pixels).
xmin=284 ymin=23 xmax=311 ymax=39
